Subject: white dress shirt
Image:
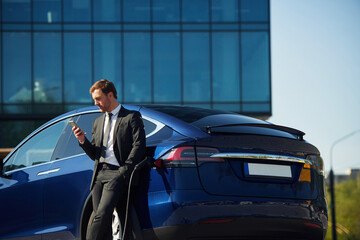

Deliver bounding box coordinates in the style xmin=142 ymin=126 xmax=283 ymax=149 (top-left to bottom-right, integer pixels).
xmin=100 ymin=104 xmax=121 ymax=166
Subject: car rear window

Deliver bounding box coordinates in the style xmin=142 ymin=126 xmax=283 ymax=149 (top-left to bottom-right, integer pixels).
xmin=144 ymin=105 xmax=263 ymax=127
xmin=144 ymin=105 xmax=297 ymax=139
xmin=143 ymin=105 xmax=230 ymax=123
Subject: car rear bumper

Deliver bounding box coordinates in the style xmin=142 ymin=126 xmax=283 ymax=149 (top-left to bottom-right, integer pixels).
xmin=143 ymin=217 xmax=326 ymax=240
xmin=141 ymin=190 xmax=327 ymax=240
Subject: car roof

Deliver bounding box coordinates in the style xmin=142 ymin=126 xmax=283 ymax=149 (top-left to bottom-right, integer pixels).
xmin=47 ymin=104 xmax=209 ymax=139
xmin=43 ymin=104 xmax=300 ymax=141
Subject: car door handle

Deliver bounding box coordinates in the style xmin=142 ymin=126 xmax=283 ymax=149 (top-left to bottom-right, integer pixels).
xmin=37 ymin=168 xmax=61 ymax=176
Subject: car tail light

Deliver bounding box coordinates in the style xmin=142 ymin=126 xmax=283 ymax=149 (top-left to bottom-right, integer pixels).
xmin=299 ymin=155 xmax=324 ymax=182
xmin=299 ymin=163 xmax=311 ymax=182
xmin=155 ymin=146 xmax=224 ymax=168
xmin=306 ymin=155 xmax=324 ymax=176
xmin=196 ymin=147 xmax=224 ymax=163
xmin=303 ymin=222 xmax=322 ymax=229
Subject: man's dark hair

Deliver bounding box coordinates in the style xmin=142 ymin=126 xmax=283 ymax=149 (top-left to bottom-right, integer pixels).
xmin=90 ymin=79 xmax=117 ymax=99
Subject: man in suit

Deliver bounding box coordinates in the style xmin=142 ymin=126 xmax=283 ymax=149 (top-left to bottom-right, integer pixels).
xmin=72 ymin=79 xmax=146 ymax=240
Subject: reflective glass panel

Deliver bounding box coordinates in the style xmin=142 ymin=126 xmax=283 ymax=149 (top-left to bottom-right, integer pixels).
xmin=153 ymin=33 xmax=181 ymax=103
xmin=0 ymin=121 xmax=40 ymax=148
xmin=94 ymin=33 xmax=122 ymax=100
xmin=52 ymin=113 xmax=100 ymax=160
xmin=3 ymin=33 xmax=31 ymax=103
xmin=240 ymin=0 xmax=269 ymax=22
xmin=2 ymin=0 xmax=31 ymax=22
xmin=64 ymin=33 xmax=92 ymax=103
xmin=153 ymin=0 xmax=180 ymax=22
xmin=123 ymin=33 xmax=151 ymax=102
xmin=212 ymin=32 xmax=240 ymax=101
xmin=123 ymin=0 xmax=150 ymax=22
xmin=211 ymin=0 xmax=239 ymax=22
xmin=3 ymin=105 xmax=32 ymax=114
xmin=241 ymin=32 xmax=270 ymax=102
xmin=32 ymin=104 xmax=63 ymax=114
xmin=33 ymin=0 xmax=61 ymax=23
xmin=4 ymin=119 xmax=67 ymax=171
xmin=182 ymin=0 xmax=209 ymax=22
xmin=63 ymin=0 xmax=91 ymax=22
xmin=183 ymin=33 xmax=210 ymax=102
xmin=243 ymin=103 xmax=270 ymax=113
xmin=93 ymin=0 xmax=121 ymax=22
xmin=213 ymin=104 xmax=240 ymax=112
xmin=34 ymin=33 xmax=62 ymax=103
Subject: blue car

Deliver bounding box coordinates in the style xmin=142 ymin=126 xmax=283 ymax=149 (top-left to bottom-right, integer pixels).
xmin=0 ymin=105 xmax=327 ymax=240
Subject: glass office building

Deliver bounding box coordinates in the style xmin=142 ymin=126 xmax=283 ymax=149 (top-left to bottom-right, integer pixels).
xmin=0 ymin=0 xmax=271 ymax=147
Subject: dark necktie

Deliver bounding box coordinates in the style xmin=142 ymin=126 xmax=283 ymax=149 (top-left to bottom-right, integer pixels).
xmin=100 ymin=112 xmax=113 ymax=161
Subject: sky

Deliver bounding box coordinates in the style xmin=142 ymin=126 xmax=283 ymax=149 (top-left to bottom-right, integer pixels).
xmin=269 ymin=0 xmax=360 ymax=174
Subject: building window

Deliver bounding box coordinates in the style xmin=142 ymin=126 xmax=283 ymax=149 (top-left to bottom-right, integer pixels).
xmin=33 ymin=0 xmax=62 ymax=23
xmin=182 ymin=0 xmax=209 ymax=22
xmin=94 ymin=33 xmax=122 ymax=100
xmin=211 ymin=0 xmax=239 ymax=22
xmin=152 ymin=0 xmax=180 ymax=22
xmin=153 ymin=32 xmax=181 ymax=103
xmin=241 ymin=32 xmax=270 ymax=103
xmin=63 ymin=0 xmax=91 ymax=22
xmin=34 ymin=32 xmax=62 ymax=103
xmin=240 ymin=0 xmax=269 ymax=22
xmin=123 ymin=33 xmax=151 ymax=103
xmin=3 ymin=33 xmax=31 ymax=104
xmin=2 ymin=0 xmax=31 ymax=22
xmin=123 ymin=0 xmax=151 ymax=22
xmin=212 ymin=32 xmax=240 ymax=102
xmin=64 ymin=33 xmax=92 ymax=103
xmin=183 ymin=33 xmax=211 ymax=103
xmin=93 ymin=0 xmax=122 ymax=22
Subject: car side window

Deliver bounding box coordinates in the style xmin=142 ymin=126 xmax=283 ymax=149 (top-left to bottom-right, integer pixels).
xmin=51 ymin=112 xmax=101 ymax=160
xmin=77 ymin=113 xmax=101 ymax=137
xmin=143 ymin=118 xmax=157 ymax=136
xmin=3 ymin=119 xmax=68 ymax=172
xmin=142 ymin=116 xmax=173 ymax=144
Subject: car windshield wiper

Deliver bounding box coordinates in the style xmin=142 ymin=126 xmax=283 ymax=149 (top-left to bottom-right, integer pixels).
xmin=205 ymin=123 xmax=305 ymax=140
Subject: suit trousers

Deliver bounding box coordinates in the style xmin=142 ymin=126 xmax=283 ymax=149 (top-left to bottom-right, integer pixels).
xmin=88 ymin=163 xmax=126 ymax=240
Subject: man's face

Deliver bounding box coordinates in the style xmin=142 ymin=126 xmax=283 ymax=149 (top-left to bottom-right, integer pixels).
xmin=92 ymin=89 xmax=111 ymax=112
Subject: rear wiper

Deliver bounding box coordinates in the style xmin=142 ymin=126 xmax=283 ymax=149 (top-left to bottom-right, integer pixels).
xmin=205 ymin=123 xmax=305 ymax=140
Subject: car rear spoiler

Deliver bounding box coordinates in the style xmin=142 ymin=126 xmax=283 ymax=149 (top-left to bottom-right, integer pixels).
xmin=205 ymin=123 xmax=305 ymax=141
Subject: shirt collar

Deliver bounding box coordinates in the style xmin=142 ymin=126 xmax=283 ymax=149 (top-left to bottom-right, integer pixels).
xmin=109 ymin=103 xmax=121 ymax=117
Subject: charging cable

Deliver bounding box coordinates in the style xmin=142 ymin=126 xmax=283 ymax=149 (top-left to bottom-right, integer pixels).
xmin=121 ymin=157 xmax=151 ymax=240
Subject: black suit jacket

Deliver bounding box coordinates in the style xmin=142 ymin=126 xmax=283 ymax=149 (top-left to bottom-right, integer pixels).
xmin=80 ymin=106 xmax=146 ymax=190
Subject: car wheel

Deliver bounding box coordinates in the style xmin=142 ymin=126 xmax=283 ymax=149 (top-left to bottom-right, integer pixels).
xmin=112 ymin=209 xmax=122 ymax=239
xmin=86 ymin=209 xmax=122 ymax=240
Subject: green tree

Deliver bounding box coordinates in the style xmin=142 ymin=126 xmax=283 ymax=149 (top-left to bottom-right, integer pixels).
xmin=326 ymin=174 xmax=360 ymax=240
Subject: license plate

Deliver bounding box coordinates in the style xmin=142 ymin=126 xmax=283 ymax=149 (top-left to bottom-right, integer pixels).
xmin=244 ymin=163 xmax=292 ymax=179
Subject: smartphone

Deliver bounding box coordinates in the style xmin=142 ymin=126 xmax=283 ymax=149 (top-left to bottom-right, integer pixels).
xmin=69 ymin=120 xmax=84 ymax=135
xmin=69 ymin=120 xmax=80 ymax=129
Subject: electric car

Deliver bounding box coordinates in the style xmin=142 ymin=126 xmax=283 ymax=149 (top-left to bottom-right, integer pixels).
xmin=0 ymin=105 xmax=328 ymax=240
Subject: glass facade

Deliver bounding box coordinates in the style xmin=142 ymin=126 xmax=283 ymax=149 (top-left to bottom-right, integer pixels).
xmin=0 ymin=0 xmax=271 ymax=147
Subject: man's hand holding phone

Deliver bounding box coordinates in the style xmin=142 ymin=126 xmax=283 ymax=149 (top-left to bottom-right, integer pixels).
xmin=70 ymin=120 xmax=86 ymax=144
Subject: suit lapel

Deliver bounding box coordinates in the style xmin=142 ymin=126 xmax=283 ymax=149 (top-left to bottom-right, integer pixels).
xmin=113 ymin=106 xmax=125 ymax=142
xmin=98 ymin=114 xmax=106 ymax=146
